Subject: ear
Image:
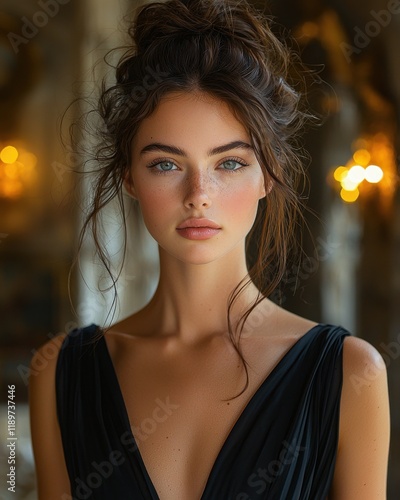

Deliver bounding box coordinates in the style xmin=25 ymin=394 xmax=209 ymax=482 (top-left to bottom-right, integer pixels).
xmin=259 ymin=177 xmax=273 ymax=200
xmin=123 ymin=171 xmax=137 ymax=199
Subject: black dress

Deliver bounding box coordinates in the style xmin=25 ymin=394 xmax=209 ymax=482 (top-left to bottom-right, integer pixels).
xmin=56 ymin=323 xmax=350 ymax=499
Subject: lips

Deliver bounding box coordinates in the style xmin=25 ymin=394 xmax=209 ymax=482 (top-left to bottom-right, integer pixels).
xmin=176 ymin=218 xmax=221 ymax=229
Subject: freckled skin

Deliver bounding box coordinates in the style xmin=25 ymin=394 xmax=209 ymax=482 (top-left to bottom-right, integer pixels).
xmin=126 ymin=91 xmax=266 ymax=266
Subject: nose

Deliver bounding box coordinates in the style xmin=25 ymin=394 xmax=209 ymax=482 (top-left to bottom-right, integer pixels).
xmin=183 ymin=170 xmax=213 ymax=209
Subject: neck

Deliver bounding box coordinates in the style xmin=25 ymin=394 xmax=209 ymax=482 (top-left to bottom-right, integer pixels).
xmin=144 ymin=244 xmax=261 ymax=344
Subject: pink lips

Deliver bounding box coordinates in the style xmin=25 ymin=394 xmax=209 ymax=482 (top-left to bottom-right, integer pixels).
xmin=176 ymin=218 xmax=221 ymax=240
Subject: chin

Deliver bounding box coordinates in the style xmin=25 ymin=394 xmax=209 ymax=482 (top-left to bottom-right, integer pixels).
xmin=167 ymin=248 xmax=224 ymax=266
xmin=161 ymin=238 xmax=245 ymax=267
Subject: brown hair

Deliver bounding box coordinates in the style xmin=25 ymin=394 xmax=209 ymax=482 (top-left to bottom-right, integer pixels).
xmin=76 ymin=0 xmax=315 ymax=399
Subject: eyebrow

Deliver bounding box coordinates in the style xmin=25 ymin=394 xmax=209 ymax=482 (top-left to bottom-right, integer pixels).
xmin=139 ymin=140 xmax=253 ymax=157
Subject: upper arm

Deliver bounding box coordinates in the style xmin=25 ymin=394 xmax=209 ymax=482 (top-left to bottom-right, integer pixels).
xmin=29 ymin=334 xmax=71 ymax=499
xmin=329 ymin=335 xmax=390 ymax=499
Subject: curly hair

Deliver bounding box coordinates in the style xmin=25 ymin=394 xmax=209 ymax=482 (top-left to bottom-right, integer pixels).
xmin=76 ymin=0 xmax=314 ymax=400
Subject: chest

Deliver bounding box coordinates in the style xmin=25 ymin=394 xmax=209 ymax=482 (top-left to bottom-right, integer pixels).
xmin=122 ymin=383 xmax=248 ymax=499
xmin=107 ymin=335 xmax=292 ymax=499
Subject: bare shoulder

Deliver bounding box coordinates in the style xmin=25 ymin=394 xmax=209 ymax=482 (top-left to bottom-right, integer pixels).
xmin=29 ymin=330 xmax=69 ymax=403
xmin=342 ymin=334 xmax=386 ymax=369
xmin=30 ymin=333 xmax=68 ymax=378
xmin=341 ymin=335 xmax=388 ymax=401
xmin=339 ymin=334 xmax=389 ymax=438
xmin=29 ymin=333 xmax=69 ymax=407
xmin=329 ymin=335 xmax=390 ymax=499
xmin=29 ymin=333 xmax=68 ymax=433
xmin=29 ymin=332 xmax=71 ymax=498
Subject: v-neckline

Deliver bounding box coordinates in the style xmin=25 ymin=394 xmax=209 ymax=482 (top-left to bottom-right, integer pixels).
xmin=100 ymin=323 xmax=321 ymax=499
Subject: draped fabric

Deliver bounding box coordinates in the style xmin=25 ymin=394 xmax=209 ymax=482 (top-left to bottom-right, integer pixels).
xmin=56 ymin=323 xmax=350 ymax=499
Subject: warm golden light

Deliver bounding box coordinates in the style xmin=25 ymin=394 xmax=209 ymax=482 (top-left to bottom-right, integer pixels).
xmin=340 ymin=188 xmax=359 ymax=203
xmin=301 ymin=21 xmax=319 ymax=38
xmin=365 ymin=165 xmax=384 ymax=183
xmin=0 ymin=146 xmax=19 ymax=164
xmin=340 ymin=174 xmax=359 ymax=191
xmin=352 ymin=149 xmax=370 ymax=166
xmin=347 ymin=165 xmax=365 ymax=184
xmin=334 ymin=166 xmax=348 ymax=182
xmin=5 ymin=163 xmax=20 ymax=179
xmin=0 ymin=143 xmax=37 ymax=199
xmin=18 ymin=150 xmax=37 ymax=169
xmin=330 ymin=133 xmax=396 ymax=208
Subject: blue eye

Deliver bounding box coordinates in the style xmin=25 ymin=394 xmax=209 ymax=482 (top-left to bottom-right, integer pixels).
xmin=219 ymin=158 xmax=249 ymax=172
xmin=222 ymin=160 xmax=240 ymax=170
xmin=147 ymin=160 xmax=177 ymax=174
xmin=146 ymin=157 xmax=249 ymax=175
xmin=156 ymin=161 xmax=175 ymax=171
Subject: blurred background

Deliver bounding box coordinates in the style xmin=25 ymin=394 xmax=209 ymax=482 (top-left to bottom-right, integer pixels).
xmin=0 ymin=0 xmax=399 ymax=498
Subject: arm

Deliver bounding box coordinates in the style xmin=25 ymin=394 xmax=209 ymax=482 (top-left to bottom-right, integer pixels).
xmin=29 ymin=334 xmax=72 ymax=499
xmin=329 ymin=335 xmax=390 ymax=499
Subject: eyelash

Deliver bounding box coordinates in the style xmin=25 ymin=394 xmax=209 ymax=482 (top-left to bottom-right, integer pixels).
xmin=146 ymin=157 xmax=250 ymax=175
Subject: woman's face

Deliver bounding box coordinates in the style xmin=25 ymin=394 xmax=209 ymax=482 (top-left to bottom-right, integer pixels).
xmin=127 ymin=91 xmax=266 ymax=265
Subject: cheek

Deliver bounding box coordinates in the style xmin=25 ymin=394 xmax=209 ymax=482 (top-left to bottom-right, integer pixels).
xmin=135 ymin=182 xmax=176 ymax=232
xmin=222 ymin=182 xmax=261 ymax=224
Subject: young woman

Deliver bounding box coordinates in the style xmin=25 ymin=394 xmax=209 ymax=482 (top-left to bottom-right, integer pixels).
xmin=29 ymin=0 xmax=390 ymax=498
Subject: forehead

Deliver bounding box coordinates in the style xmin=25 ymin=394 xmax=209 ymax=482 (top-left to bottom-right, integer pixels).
xmin=132 ymin=91 xmax=250 ymax=152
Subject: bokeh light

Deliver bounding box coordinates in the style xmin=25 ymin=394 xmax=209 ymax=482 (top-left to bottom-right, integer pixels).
xmin=352 ymin=149 xmax=370 ymax=166
xmin=330 ymin=133 xmax=395 ymax=205
xmin=18 ymin=150 xmax=37 ymax=169
xmin=334 ymin=166 xmax=348 ymax=182
xmin=340 ymin=174 xmax=359 ymax=191
xmin=0 ymin=146 xmax=19 ymax=164
xmin=365 ymin=165 xmax=384 ymax=183
xmin=347 ymin=165 xmax=365 ymax=184
xmin=0 ymin=144 xmax=37 ymax=199
xmin=340 ymin=188 xmax=359 ymax=203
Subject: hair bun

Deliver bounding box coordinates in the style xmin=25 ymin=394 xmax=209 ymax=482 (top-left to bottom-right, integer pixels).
xmin=132 ymin=0 xmax=245 ymax=56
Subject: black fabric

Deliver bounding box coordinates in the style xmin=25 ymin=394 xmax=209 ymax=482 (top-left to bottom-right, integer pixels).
xmin=56 ymin=323 xmax=350 ymax=499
